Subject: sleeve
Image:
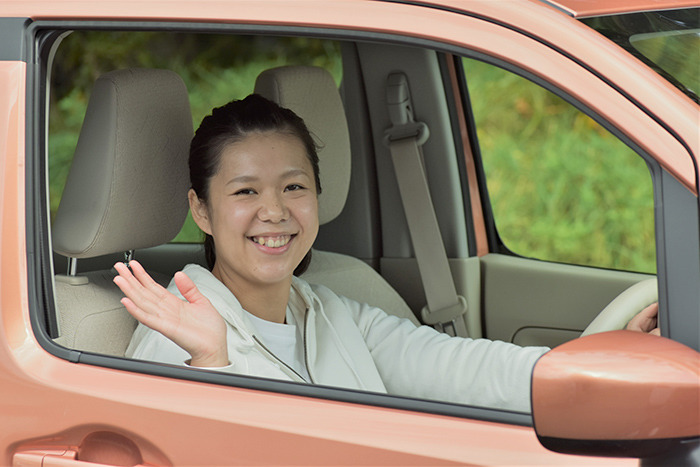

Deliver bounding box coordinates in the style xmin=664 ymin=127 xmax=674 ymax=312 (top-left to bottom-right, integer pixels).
xmin=344 ymin=296 xmax=549 ymax=413
xmin=125 ymin=322 xmax=192 ymax=365
xmin=126 ymin=323 xmax=235 ymax=371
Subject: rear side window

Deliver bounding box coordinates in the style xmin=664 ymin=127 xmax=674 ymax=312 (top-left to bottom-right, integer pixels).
xmin=463 ymin=58 xmax=656 ymax=273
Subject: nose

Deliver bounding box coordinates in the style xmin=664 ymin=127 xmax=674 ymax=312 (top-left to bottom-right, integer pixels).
xmin=258 ymin=191 xmax=289 ymax=223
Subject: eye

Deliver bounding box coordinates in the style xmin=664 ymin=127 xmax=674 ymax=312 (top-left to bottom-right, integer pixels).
xmin=233 ymin=188 xmax=256 ymax=196
xmin=285 ymin=184 xmax=306 ymax=192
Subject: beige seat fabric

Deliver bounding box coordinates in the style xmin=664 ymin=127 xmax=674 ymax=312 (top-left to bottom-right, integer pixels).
xmin=52 ymin=68 xmax=193 ymax=356
xmin=255 ymin=66 xmax=419 ymax=325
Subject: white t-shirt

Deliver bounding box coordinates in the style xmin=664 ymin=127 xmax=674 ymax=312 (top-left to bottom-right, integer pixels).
xmin=242 ymin=307 xmax=311 ymax=382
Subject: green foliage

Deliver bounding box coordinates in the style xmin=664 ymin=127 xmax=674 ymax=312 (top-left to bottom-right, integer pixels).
xmin=464 ymin=58 xmax=656 ymax=273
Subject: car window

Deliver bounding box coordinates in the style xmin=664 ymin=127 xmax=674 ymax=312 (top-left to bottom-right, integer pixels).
xmin=46 ymin=29 xmax=543 ymax=419
xmin=49 ymin=31 xmax=342 ymax=243
xmin=462 ymin=57 xmax=656 ymax=274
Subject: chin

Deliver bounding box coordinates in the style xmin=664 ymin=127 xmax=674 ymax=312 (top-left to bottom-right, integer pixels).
xmin=254 ymin=266 xmax=299 ymax=285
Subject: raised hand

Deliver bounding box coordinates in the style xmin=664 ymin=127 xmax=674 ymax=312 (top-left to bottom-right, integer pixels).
xmin=113 ymin=261 xmax=229 ymax=367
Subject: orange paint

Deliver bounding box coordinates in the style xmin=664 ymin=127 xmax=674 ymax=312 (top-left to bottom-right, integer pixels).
xmin=533 ymin=330 xmax=700 ymax=440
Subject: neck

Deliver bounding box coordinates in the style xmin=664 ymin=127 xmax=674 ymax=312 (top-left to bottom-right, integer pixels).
xmin=211 ymin=265 xmax=291 ymax=324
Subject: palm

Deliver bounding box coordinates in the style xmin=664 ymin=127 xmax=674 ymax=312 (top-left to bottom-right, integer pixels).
xmin=114 ymin=261 xmax=228 ymax=367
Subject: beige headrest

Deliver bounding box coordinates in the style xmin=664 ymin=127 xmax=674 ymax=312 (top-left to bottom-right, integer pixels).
xmin=52 ymin=68 xmax=193 ymax=258
xmin=254 ymin=66 xmax=351 ymax=225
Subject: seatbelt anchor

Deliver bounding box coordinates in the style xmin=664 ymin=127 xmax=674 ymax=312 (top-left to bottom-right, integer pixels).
xmin=421 ymin=295 xmax=469 ymax=337
xmin=383 ymin=72 xmax=430 ymax=147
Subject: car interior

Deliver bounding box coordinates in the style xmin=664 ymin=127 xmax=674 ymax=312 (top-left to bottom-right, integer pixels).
xmin=47 ymin=31 xmax=657 ymax=388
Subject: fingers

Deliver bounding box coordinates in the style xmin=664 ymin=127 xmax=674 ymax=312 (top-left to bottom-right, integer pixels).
xmin=625 ymin=301 xmax=660 ymax=334
xmin=173 ymin=271 xmax=209 ymax=306
xmin=639 ymin=302 xmax=659 ymax=320
xmin=114 ymin=260 xmax=165 ymax=296
xmin=119 ymin=295 xmax=160 ymax=330
xmin=113 ymin=260 xmax=177 ymax=317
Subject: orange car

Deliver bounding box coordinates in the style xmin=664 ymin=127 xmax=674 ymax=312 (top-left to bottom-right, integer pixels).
xmin=1 ymin=0 xmax=698 ymax=465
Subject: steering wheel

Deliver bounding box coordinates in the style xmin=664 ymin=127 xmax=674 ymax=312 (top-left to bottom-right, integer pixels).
xmin=581 ymin=278 xmax=658 ymax=336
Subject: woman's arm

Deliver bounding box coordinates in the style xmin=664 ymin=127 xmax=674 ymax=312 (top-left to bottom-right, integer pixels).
xmin=344 ymin=297 xmax=548 ymax=412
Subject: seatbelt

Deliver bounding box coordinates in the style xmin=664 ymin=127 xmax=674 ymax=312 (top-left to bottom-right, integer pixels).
xmin=383 ymin=72 xmax=469 ymax=337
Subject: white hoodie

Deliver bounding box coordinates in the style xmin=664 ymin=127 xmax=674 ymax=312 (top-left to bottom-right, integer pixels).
xmin=126 ymin=264 xmax=549 ymax=412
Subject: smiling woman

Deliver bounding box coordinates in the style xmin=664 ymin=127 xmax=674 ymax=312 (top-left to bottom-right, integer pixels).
xmin=115 ymin=92 xmax=551 ymax=412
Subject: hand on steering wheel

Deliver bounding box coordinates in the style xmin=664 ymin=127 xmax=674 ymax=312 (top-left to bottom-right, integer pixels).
xmin=581 ymin=278 xmax=658 ymax=336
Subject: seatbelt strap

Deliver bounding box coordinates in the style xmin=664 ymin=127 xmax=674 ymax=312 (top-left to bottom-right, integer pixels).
xmin=383 ymin=72 xmax=468 ymax=337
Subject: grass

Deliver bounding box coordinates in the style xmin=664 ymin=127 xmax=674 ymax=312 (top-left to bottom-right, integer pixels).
xmin=47 ymin=32 xmax=656 ymax=274
xmin=464 ymin=58 xmax=656 ymax=273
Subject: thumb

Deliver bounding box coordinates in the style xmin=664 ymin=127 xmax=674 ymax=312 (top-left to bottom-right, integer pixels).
xmin=174 ymin=271 xmax=208 ymax=305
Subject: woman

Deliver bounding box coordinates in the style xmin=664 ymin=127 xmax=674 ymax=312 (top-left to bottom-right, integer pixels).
xmin=114 ymin=94 xmax=658 ymax=412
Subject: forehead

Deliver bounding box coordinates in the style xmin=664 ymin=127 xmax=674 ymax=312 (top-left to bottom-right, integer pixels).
xmin=217 ymin=131 xmax=312 ymax=174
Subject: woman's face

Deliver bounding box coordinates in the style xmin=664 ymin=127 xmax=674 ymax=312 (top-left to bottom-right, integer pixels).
xmin=190 ymin=130 xmax=319 ymax=290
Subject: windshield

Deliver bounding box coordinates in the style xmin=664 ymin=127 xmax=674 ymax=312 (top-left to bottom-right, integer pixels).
xmin=582 ymin=8 xmax=699 ymax=103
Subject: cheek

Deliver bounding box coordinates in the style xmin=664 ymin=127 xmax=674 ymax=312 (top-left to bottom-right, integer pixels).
xmin=295 ymin=197 xmax=319 ymax=234
xmin=211 ymin=200 xmax=253 ymax=233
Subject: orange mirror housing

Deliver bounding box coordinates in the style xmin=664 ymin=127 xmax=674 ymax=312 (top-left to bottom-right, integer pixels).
xmin=532 ymin=330 xmax=699 ymax=458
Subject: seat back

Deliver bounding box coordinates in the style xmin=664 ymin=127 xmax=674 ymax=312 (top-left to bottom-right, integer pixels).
xmin=52 ymin=68 xmax=193 ymax=355
xmin=255 ymin=66 xmax=419 ymax=325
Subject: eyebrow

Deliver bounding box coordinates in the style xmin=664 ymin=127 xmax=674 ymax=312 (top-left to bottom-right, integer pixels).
xmin=225 ymin=168 xmax=312 ymax=187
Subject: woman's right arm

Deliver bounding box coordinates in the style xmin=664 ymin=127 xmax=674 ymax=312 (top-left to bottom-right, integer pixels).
xmin=113 ymin=260 xmax=229 ymax=367
xmin=345 ymin=296 xmax=547 ymax=412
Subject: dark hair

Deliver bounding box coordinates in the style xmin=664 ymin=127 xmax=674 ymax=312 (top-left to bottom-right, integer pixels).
xmin=189 ymin=94 xmax=322 ymax=275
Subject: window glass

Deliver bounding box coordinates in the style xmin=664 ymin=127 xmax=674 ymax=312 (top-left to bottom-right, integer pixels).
xmin=581 ymin=8 xmax=700 ymax=102
xmin=463 ymin=58 xmax=656 ymax=273
xmin=630 ymin=29 xmax=700 ymax=97
xmin=49 ymin=32 xmax=342 ymax=242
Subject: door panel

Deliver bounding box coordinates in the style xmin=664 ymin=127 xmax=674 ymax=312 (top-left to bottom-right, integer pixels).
xmin=1 ymin=340 xmax=612 ymax=465
xmin=481 ymin=254 xmax=653 ymax=347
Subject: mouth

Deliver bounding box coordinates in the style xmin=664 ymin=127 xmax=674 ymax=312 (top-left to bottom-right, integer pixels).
xmin=249 ymin=234 xmax=295 ymax=249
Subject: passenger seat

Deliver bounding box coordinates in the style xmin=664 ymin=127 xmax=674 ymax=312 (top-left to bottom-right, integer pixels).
xmin=51 ymin=68 xmax=193 ymax=356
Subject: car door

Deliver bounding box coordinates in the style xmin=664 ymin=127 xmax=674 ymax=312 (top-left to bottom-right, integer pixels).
xmin=1 ymin=1 xmax=696 ymax=465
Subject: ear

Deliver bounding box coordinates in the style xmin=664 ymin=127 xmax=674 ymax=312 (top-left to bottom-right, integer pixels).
xmin=188 ymin=189 xmax=213 ymax=235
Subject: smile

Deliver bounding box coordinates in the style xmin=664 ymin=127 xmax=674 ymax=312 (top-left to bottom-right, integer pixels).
xmin=249 ymin=234 xmax=294 ymax=248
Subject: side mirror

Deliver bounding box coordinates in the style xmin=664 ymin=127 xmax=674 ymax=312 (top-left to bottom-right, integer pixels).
xmin=532 ymin=330 xmax=699 ymax=461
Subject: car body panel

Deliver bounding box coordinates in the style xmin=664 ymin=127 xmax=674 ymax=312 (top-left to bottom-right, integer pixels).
xmin=1 ymin=0 xmax=698 ymax=464
xmin=0 ymin=61 xmax=27 ymax=353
